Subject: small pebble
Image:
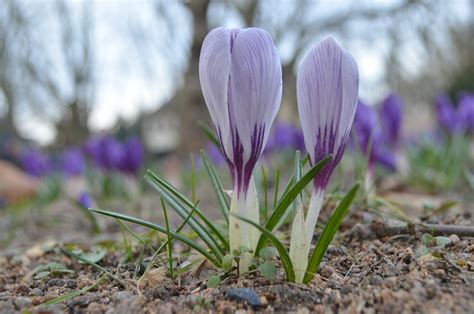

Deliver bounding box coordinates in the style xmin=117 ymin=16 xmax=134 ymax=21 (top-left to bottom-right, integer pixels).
xmin=14 ymin=297 xmax=31 ymax=309
xmin=31 ymin=288 xmax=44 ymax=296
xmin=383 ymin=277 xmax=397 ymax=288
xmin=115 ymin=291 xmax=134 ymax=302
xmin=340 ymin=286 xmax=352 ymax=294
xmin=449 ymin=234 xmax=460 ymax=245
xmin=225 ymin=288 xmax=261 ymax=309
xmin=369 ymin=275 xmax=383 ymax=286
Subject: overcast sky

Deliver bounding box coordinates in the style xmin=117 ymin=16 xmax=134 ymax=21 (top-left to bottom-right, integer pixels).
xmin=17 ymin=0 xmax=472 ymax=144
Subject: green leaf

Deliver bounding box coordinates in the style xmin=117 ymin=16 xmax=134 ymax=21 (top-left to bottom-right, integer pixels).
xmin=207 ymin=275 xmax=221 ymax=288
xmin=221 ymin=254 xmax=234 ymax=272
xmin=201 ymin=150 xmax=230 ymax=224
xmin=255 ymin=155 xmax=332 ymax=254
xmin=233 ymin=214 xmax=295 ymax=283
xmin=145 ymin=170 xmax=228 ymax=253
xmin=421 ymin=233 xmax=435 ymax=246
xmin=259 ymin=246 xmax=277 ymax=260
xmin=161 ymin=198 xmax=174 ymax=280
xmin=198 ymin=120 xmax=220 ymax=148
xmin=90 ymin=208 xmax=221 ymax=267
xmin=34 ymin=271 xmax=51 ymax=279
xmin=303 ymin=183 xmax=360 ymax=284
xmin=77 ymin=248 xmax=107 ymax=264
xmin=435 ymin=236 xmax=450 ymax=248
xmin=145 ymin=172 xmax=226 ymax=258
xmin=258 ymin=262 xmax=277 ymax=281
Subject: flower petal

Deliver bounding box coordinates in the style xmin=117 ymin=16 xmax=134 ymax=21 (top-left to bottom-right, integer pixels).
xmin=228 ymin=28 xmax=282 ymax=161
xmin=199 ymin=27 xmax=238 ymax=158
xmin=297 ymin=36 xmax=359 ymax=188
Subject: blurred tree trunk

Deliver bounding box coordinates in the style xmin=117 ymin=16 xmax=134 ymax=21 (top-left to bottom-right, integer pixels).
xmin=172 ymin=0 xmax=211 ymax=156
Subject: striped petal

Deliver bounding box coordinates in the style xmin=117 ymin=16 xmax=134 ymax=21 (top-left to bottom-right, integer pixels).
xmin=297 ymin=36 xmax=359 ymax=189
xmin=200 ymin=27 xmax=282 ymax=194
xmin=199 ymin=27 xmax=238 ymax=159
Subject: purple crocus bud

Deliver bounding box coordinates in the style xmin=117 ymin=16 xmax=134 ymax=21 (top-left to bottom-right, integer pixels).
xmin=457 ymin=93 xmax=474 ymax=134
xmin=435 ymin=93 xmax=458 ymax=133
xmin=199 ymin=27 xmax=282 ymax=264
xmin=379 ymin=93 xmax=403 ymax=147
xmin=294 ymin=37 xmax=358 ymax=274
xmin=352 ymin=100 xmax=382 ymax=166
xmin=85 ymin=135 xmax=123 ymax=171
xmin=200 ymin=27 xmax=282 ymax=195
xmin=297 ymin=37 xmax=359 ymax=190
xmin=61 ymin=147 xmax=85 ymax=176
xmin=205 ymin=143 xmax=226 ymax=167
xmin=20 ymin=148 xmax=51 ymax=177
xmin=119 ymin=136 xmax=144 ymax=175
xmin=78 ymin=191 xmax=93 ymax=209
xmin=264 ymin=121 xmax=306 ymax=154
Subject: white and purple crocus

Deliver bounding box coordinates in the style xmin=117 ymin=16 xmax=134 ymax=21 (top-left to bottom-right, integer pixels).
xmin=291 ymin=37 xmax=359 ymax=282
xmin=199 ymin=27 xmax=282 ymax=269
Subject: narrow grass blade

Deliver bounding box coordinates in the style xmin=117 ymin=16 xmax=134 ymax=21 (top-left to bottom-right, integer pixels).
xmin=278 ymin=153 xmax=310 ymax=203
xmin=201 ymin=150 xmax=230 ymax=224
xmin=303 ymin=183 xmax=360 ymax=284
xmin=89 ymin=208 xmax=221 ymax=267
xmin=273 ymin=170 xmax=280 ymax=209
xmin=255 ymin=155 xmax=332 ymax=254
xmin=233 ymin=214 xmax=295 ymax=283
xmin=161 ymin=198 xmax=174 ymax=280
xmin=198 ymin=120 xmax=220 ymax=148
xmin=143 ymin=204 xmax=198 ymax=275
xmin=61 ymin=248 xmax=127 ymax=287
xmin=145 ymin=172 xmax=226 ymax=258
xmin=146 ymin=170 xmax=228 ymax=250
xmin=41 ymin=275 xmax=107 ymax=306
xmin=261 ymin=165 xmax=268 ymax=221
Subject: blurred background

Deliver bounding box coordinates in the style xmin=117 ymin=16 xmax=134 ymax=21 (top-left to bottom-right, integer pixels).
xmin=0 ymin=0 xmax=472 ymax=150
xmin=0 ymin=0 xmax=473 ymax=255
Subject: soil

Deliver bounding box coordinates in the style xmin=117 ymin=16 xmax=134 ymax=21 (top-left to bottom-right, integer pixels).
xmin=0 ymin=192 xmax=473 ymax=313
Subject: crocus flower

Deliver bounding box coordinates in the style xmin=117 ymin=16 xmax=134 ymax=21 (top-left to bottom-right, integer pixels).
xmin=435 ymin=93 xmax=459 ymax=134
xmin=457 ymin=93 xmax=474 ymax=134
xmin=119 ymin=136 xmax=144 ymax=175
xmin=78 ymin=191 xmax=93 ymax=209
xmin=379 ymin=93 xmax=403 ymax=148
xmin=352 ymin=100 xmax=381 ymax=163
xmin=292 ymin=36 xmax=358 ymax=283
xmin=85 ymin=135 xmax=123 ymax=171
xmin=264 ymin=121 xmax=305 ymax=154
xmin=20 ymin=148 xmax=51 ymax=177
xmin=61 ymin=147 xmax=85 ymax=176
xmin=199 ymin=27 xmax=282 ymax=265
xmin=352 ymin=100 xmax=398 ymax=178
xmin=205 ymin=143 xmax=226 ymax=167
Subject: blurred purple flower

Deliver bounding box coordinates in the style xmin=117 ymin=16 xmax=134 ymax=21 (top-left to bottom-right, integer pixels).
xmin=119 ymin=136 xmax=144 ymax=174
xmin=379 ymin=93 xmax=403 ymax=147
xmin=352 ymin=100 xmax=397 ymax=171
xmin=84 ymin=135 xmax=123 ymax=170
xmin=457 ymin=93 xmax=474 ymax=133
xmin=352 ymin=100 xmax=381 ymax=161
xmin=264 ymin=121 xmax=305 ymax=154
xmin=61 ymin=147 xmax=85 ymax=176
xmin=20 ymin=148 xmax=51 ymax=177
xmin=435 ymin=93 xmax=459 ymax=133
xmin=205 ymin=143 xmax=226 ymax=167
xmin=78 ymin=191 xmax=93 ymax=209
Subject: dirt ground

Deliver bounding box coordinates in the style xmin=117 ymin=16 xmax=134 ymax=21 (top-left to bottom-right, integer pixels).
xmin=0 ymin=193 xmax=473 ymax=313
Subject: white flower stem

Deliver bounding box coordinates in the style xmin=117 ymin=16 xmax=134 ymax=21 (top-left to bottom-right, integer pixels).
xmin=304 ymin=188 xmax=325 ymax=246
xmin=228 ymin=176 xmax=260 ymax=274
xmin=289 ymin=197 xmax=309 ymax=283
